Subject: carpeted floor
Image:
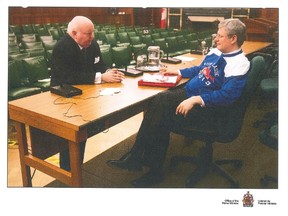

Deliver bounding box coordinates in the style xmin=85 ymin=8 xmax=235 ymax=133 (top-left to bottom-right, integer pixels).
xmin=46 ymin=95 xmax=278 ymax=189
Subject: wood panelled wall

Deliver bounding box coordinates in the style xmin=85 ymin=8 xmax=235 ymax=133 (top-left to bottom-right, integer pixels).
xmin=8 ymin=7 xmax=163 ymax=28
xmin=9 ymin=7 xmax=278 ymax=29
xmin=259 ymin=8 xmax=279 ymax=22
xmin=9 ymin=7 xmax=135 ymax=26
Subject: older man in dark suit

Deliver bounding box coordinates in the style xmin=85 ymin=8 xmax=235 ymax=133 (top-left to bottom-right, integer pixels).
xmin=50 ymin=16 xmax=125 ymax=170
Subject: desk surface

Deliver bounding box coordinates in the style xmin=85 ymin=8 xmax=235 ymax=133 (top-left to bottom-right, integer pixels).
xmin=188 ymin=16 xmax=225 ymax=22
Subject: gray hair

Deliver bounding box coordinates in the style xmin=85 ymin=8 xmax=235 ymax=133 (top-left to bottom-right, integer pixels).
xmin=218 ymin=18 xmax=246 ymax=46
xmin=67 ymin=16 xmax=93 ymax=34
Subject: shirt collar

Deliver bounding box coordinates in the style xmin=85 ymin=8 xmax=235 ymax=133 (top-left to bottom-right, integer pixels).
xmin=222 ymin=48 xmax=242 ymax=57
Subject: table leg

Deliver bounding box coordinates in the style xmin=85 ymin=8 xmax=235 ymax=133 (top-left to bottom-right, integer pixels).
xmin=68 ymin=140 xmax=82 ymax=187
xmin=14 ymin=122 xmax=32 ymax=187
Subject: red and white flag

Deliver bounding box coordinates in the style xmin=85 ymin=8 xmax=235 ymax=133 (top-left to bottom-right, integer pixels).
xmin=160 ymin=8 xmax=167 ymax=28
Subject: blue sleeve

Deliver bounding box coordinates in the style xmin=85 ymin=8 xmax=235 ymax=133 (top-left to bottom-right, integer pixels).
xmin=200 ymin=74 xmax=248 ymax=107
xmin=180 ymin=65 xmax=202 ymax=78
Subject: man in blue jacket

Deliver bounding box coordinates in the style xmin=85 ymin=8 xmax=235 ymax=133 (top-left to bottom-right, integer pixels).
xmin=51 ymin=16 xmax=125 ymax=171
xmin=108 ymin=18 xmax=250 ymax=187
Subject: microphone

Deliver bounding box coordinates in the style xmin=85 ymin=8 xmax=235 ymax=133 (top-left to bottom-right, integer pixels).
xmin=161 ymin=42 xmax=182 ymax=64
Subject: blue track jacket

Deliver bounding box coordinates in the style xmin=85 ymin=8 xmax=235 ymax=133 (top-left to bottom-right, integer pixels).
xmin=180 ymin=48 xmax=250 ymax=107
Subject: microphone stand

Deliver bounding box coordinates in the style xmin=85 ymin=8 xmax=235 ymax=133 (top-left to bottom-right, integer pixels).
xmin=161 ymin=42 xmax=182 ymax=64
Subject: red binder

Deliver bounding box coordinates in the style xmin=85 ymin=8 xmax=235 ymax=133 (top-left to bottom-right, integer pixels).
xmin=138 ymin=74 xmax=182 ymax=87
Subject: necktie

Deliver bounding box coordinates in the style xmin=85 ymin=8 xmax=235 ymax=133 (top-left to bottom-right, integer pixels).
xmin=81 ymin=48 xmax=86 ymax=56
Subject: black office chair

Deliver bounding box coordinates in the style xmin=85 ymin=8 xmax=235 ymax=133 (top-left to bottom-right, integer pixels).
xmin=259 ymin=124 xmax=278 ymax=187
xmin=170 ymin=55 xmax=266 ymax=188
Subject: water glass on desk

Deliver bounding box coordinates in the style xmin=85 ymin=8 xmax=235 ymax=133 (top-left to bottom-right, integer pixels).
xmin=201 ymin=40 xmax=208 ymax=56
xmin=159 ymin=62 xmax=167 ymax=74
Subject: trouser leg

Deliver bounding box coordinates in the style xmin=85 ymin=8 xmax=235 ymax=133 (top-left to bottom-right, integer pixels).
xmin=60 ymin=140 xmax=86 ymax=171
xmin=130 ymin=88 xmax=187 ymax=171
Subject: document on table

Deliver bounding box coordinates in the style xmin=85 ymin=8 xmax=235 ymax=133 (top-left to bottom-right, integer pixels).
xmin=173 ymin=56 xmax=197 ymax=62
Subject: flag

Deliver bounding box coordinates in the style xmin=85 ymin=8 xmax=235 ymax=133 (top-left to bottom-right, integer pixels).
xmin=160 ymin=8 xmax=167 ymax=28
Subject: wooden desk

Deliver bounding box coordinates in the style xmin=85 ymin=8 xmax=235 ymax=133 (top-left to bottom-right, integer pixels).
xmin=8 ymin=41 xmax=272 ymax=187
xmin=187 ymin=16 xmax=224 ymax=23
xmin=242 ymin=41 xmax=273 ymax=55
xmin=9 ymin=58 xmax=195 ymax=187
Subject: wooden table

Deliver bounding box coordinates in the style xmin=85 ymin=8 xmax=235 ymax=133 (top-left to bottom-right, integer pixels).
xmin=242 ymin=41 xmax=273 ymax=56
xmin=8 ymin=41 xmax=272 ymax=187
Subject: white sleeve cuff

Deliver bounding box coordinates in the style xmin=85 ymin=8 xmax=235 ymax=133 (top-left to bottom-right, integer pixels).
xmin=94 ymin=72 xmax=102 ymax=84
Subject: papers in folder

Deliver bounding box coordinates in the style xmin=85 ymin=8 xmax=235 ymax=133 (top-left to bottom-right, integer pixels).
xmin=138 ymin=74 xmax=182 ymax=87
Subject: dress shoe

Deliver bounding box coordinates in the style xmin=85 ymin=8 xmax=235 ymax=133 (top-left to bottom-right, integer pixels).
xmin=131 ymin=171 xmax=164 ymax=188
xmin=106 ymin=153 xmax=143 ymax=171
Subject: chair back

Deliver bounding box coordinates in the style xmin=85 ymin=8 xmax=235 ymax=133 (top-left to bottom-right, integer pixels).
xmin=105 ymin=33 xmax=118 ymax=47
xmin=8 ymin=61 xmax=22 ymax=89
xmin=215 ymin=55 xmax=266 ymax=142
xmin=100 ymin=47 xmax=114 ymax=68
xmin=22 ymin=56 xmax=50 ymax=84
xmin=117 ymin=32 xmax=130 ymax=43
xmin=111 ymin=46 xmax=132 ymax=68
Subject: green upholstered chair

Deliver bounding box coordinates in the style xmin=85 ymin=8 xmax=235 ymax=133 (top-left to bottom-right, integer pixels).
xmin=131 ymin=43 xmax=147 ymax=62
xmin=22 ymin=24 xmax=35 ymax=34
xmin=188 ymin=40 xmax=200 ymax=52
xmin=129 ymin=36 xmax=142 ymax=45
xmin=42 ymin=39 xmax=57 ymax=67
xmin=8 ymin=33 xmax=17 ymax=45
xmin=95 ymin=31 xmax=107 ymax=44
xmin=36 ymin=27 xmax=50 ymax=36
xmin=21 ymin=35 xmax=38 ymax=43
xmin=26 ymin=48 xmax=46 ymax=58
xmin=22 ymin=41 xmax=43 ymax=50
xmin=22 ymin=56 xmax=51 ymax=92
xmin=99 ymin=44 xmax=111 ymax=51
xmin=111 ymin=46 xmax=133 ymax=69
xmin=42 ymin=39 xmax=57 ymax=51
xmin=8 ymin=44 xmax=20 ymax=55
xmin=40 ymin=35 xmax=54 ymax=42
xmin=105 ymin=33 xmax=119 ymax=47
xmin=127 ymin=31 xmax=137 ymax=38
xmin=100 ymin=47 xmax=114 ymax=68
xmin=117 ymin=32 xmax=130 ymax=44
xmin=9 ymin=52 xmax=31 ymax=85
xmin=153 ymin=38 xmax=168 ymax=55
xmin=141 ymin=34 xmax=153 ymax=47
xmin=8 ymin=61 xmax=42 ymax=101
xmin=165 ymin=36 xmax=179 ymax=57
xmin=170 ymin=55 xmax=266 ymax=188
xmin=185 ymin=33 xmax=198 ymax=42
xmin=160 ymin=31 xmax=169 ymax=39
xmin=48 ymin=28 xmax=61 ymax=41
xmin=176 ymin=35 xmax=191 ymax=55
xmin=9 ymin=25 xmax=22 ymax=36
xmin=197 ymin=30 xmax=211 ymax=41
xmin=32 ymin=24 xmax=42 ymax=34
xmin=168 ymin=31 xmax=176 ymax=37
xmin=151 ymin=32 xmax=161 ymax=40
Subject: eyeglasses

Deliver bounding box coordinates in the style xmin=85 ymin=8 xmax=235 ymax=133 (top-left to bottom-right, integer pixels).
xmin=215 ymin=33 xmax=236 ymax=39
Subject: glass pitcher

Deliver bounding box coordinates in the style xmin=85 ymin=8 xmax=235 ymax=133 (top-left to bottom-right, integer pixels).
xmin=147 ymin=46 xmax=164 ymax=67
